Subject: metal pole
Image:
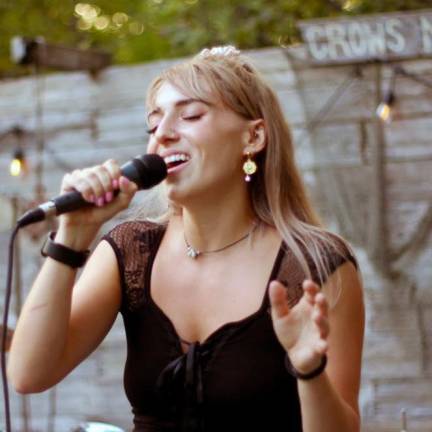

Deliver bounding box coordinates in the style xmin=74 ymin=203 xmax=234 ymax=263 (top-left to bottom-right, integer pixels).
xmin=367 ymin=62 xmax=390 ymax=275
xmin=33 ymin=64 xmax=46 ymax=202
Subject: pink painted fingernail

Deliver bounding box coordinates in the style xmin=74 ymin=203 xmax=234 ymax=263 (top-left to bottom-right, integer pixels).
xmin=112 ymin=179 xmax=119 ymax=189
xmin=89 ymin=195 xmax=95 ymax=203
xmin=105 ymin=191 xmax=113 ymax=202
xmin=97 ymin=197 xmax=104 ymax=207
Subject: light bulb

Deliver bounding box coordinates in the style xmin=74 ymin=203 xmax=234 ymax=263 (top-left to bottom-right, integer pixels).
xmin=9 ymin=148 xmax=26 ymax=177
xmin=376 ymin=102 xmax=392 ymax=123
xmin=376 ymin=91 xmax=395 ymax=123
xmin=10 ymin=158 xmax=22 ymax=176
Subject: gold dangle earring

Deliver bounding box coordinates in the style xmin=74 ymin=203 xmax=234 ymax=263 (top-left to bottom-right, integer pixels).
xmin=243 ymin=152 xmax=257 ymax=182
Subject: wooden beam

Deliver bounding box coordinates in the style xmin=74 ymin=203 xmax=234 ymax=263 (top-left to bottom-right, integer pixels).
xmin=367 ymin=62 xmax=390 ymax=275
xmin=11 ymin=37 xmax=111 ymax=73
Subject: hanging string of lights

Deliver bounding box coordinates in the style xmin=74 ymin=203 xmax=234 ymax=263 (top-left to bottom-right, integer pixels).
xmin=376 ymin=64 xmax=432 ymax=123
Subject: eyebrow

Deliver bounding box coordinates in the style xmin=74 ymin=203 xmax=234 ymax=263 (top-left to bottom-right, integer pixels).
xmin=147 ymin=98 xmax=212 ymax=121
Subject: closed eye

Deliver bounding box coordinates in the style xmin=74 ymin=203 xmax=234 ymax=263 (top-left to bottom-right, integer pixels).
xmin=182 ymin=114 xmax=203 ymax=121
xmin=146 ymin=125 xmax=158 ymax=135
xmin=146 ymin=114 xmax=203 ymax=135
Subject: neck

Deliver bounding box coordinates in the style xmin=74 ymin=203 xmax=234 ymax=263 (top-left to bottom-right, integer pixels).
xmin=177 ymin=184 xmax=257 ymax=253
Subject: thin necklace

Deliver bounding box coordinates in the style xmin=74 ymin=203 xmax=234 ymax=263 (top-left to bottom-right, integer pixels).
xmin=184 ymin=221 xmax=259 ymax=259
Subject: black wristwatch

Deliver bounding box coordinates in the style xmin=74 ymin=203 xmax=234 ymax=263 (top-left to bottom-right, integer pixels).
xmin=41 ymin=231 xmax=90 ymax=268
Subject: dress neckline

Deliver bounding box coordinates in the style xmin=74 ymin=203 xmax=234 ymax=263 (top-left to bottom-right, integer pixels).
xmin=144 ymin=223 xmax=286 ymax=352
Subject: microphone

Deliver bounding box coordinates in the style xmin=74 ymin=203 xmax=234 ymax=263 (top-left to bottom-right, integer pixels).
xmin=17 ymin=154 xmax=167 ymax=228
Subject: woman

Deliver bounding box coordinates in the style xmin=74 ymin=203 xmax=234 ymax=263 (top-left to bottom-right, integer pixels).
xmin=8 ymin=46 xmax=364 ymax=431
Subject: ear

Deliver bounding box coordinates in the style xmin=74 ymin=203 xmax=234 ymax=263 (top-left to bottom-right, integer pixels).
xmin=242 ymin=119 xmax=266 ymax=155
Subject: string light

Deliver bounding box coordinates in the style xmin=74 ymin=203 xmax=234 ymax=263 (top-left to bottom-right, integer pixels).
xmin=9 ymin=148 xmax=26 ymax=177
xmin=376 ymin=64 xmax=432 ymax=124
xmin=376 ymin=67 xmax=397 ymax=123
xmin=376 ymin=90 xmax=395 ymax=123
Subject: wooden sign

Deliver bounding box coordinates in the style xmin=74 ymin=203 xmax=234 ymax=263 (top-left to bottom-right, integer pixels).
xmin=298 ymin=9 xmax=432 ymax=65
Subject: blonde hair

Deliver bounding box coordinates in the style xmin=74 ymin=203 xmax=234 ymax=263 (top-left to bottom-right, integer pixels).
xmin=142 ymin=47 xmax=354 ymax=299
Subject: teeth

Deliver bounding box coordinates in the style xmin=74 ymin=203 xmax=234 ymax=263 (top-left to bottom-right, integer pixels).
xmin=163 ymin=154 xmax=190 ymax=164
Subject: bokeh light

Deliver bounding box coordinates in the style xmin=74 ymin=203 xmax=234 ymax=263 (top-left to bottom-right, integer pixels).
xmin=112 ymin=12 xmax=129 ymax=27
xmin=75 ymin=4 xmax=138 ymax=34
xmin=342 ymin=0 xmax=361 ymax=12
xmin=129 ymin=22 xmax=145 ymax=35
xmin=77 ymin=18 xmax=93 ymax=31
xmin=95 ymin=16 xmax=110 ymax=30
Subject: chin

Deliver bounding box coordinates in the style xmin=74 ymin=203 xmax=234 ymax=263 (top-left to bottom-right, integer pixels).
xmin=165 ymin=179 xmax=206 ymax=206
xmin=165 ymin=183 xmax=190 ymax=205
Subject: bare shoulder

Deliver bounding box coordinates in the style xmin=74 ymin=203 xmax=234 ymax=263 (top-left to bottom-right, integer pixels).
xmin=73 ymin=238 xmax=122 ymax=304
xmin=324 ymin=260 xmax=365 ymax=414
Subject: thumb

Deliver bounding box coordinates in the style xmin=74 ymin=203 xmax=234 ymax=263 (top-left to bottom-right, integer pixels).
xmin=119 ymin=176 xmax=138 ymax=195
xmin=115 ymin=176 xmax=138 ymax=209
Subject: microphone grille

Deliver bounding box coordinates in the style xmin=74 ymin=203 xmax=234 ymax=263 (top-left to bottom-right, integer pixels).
xmin=131 ymin=154 xmax=167 ymax=189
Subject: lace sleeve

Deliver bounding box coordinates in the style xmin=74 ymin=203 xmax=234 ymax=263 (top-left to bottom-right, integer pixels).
xmin=102 ymin=221 xmax=165 ymax=312
xmin=275 ymin=233 xmax=358 ymax=309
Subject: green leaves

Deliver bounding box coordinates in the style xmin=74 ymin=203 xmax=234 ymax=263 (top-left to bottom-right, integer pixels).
xmin=0 ymin=0 xmax=431 ymax=77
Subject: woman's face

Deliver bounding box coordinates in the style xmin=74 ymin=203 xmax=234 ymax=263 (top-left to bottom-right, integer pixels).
xmin=146 ymin=81 xmax=251 ymax=204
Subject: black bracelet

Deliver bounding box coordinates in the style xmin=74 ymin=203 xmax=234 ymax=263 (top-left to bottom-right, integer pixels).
xmin=285 ymin=354 xmax=327 ymax=381
xmin=41 ymin=231 xmax=90 ymax=269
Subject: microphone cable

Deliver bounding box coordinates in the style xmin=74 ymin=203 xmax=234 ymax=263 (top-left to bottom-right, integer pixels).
xmin=1 ymin=224 xmax=20 ymax=432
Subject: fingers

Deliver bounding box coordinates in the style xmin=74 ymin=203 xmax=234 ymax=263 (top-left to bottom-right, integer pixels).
xmin=61 ymin=159 xmax=137 ymax=207
xmin=304 ymin=279 xmax=330 ymax=344
xmin=270 ymin=279 xmax=331 ymax=364
xmin=312 ymin=302 xmax=329 ymax=339
xmin=269 ymin=280 xmax=290 ymax=319
xmin=85 ymin=165 xmax=113 ymax=205
xmin=302 ymin=279 xmax=320 ymax=305
xmin=62 ymin=167 xmax=110 ymax=204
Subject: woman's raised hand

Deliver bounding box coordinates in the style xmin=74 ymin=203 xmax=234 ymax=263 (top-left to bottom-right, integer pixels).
xmin=59 ymin=159 xmax=138 ymax=230
xmin=269 ymin=279 xmax=329 ymax=375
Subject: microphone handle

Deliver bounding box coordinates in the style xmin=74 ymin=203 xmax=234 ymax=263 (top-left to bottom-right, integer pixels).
xmin=16 ymin=188 xmax=121 ymax=228
xmin=53 ymin=189 xmax=120 ymax=216
xmin=54 ymin=190 xmax=91 ymax=215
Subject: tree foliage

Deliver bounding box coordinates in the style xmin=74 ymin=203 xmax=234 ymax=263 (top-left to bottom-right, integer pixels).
xmin=0 ymin=0 xmax=431 ymax=77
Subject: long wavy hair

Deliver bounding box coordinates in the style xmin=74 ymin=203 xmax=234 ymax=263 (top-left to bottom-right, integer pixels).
xmin=141 ymin=47 xmax=353 ymax=301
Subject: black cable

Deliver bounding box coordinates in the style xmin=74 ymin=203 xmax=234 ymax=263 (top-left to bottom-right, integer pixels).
xmin=394 ymin=65 xmax=432 ymax=90
xmin=1 ymin=224 xmax=20 ymax=432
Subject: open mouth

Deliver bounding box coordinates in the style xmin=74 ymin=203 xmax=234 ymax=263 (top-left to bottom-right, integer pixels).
xmin=163 ymin=153 xmax=191 ymax=171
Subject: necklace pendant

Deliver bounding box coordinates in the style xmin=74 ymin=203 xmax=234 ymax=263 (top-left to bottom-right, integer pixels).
xmin=186 ymin=245 xmax=200 ymax=259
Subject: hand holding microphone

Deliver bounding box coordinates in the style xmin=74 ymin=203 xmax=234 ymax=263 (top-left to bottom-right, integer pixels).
xmin=53 ymin=162 xmax=138 ymax=252
xmin=58 ymin=159 xmax=138 ymax=229
xmin=17 ymin=154 xmax=167 ymax=229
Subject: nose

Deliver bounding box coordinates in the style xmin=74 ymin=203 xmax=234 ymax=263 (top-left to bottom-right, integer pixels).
xmin=154 ymin=116 xmax=180 ymax=146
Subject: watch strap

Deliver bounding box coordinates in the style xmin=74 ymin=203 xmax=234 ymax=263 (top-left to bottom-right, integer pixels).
xmin=41 ymin=231 xmax=90 ymax=268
